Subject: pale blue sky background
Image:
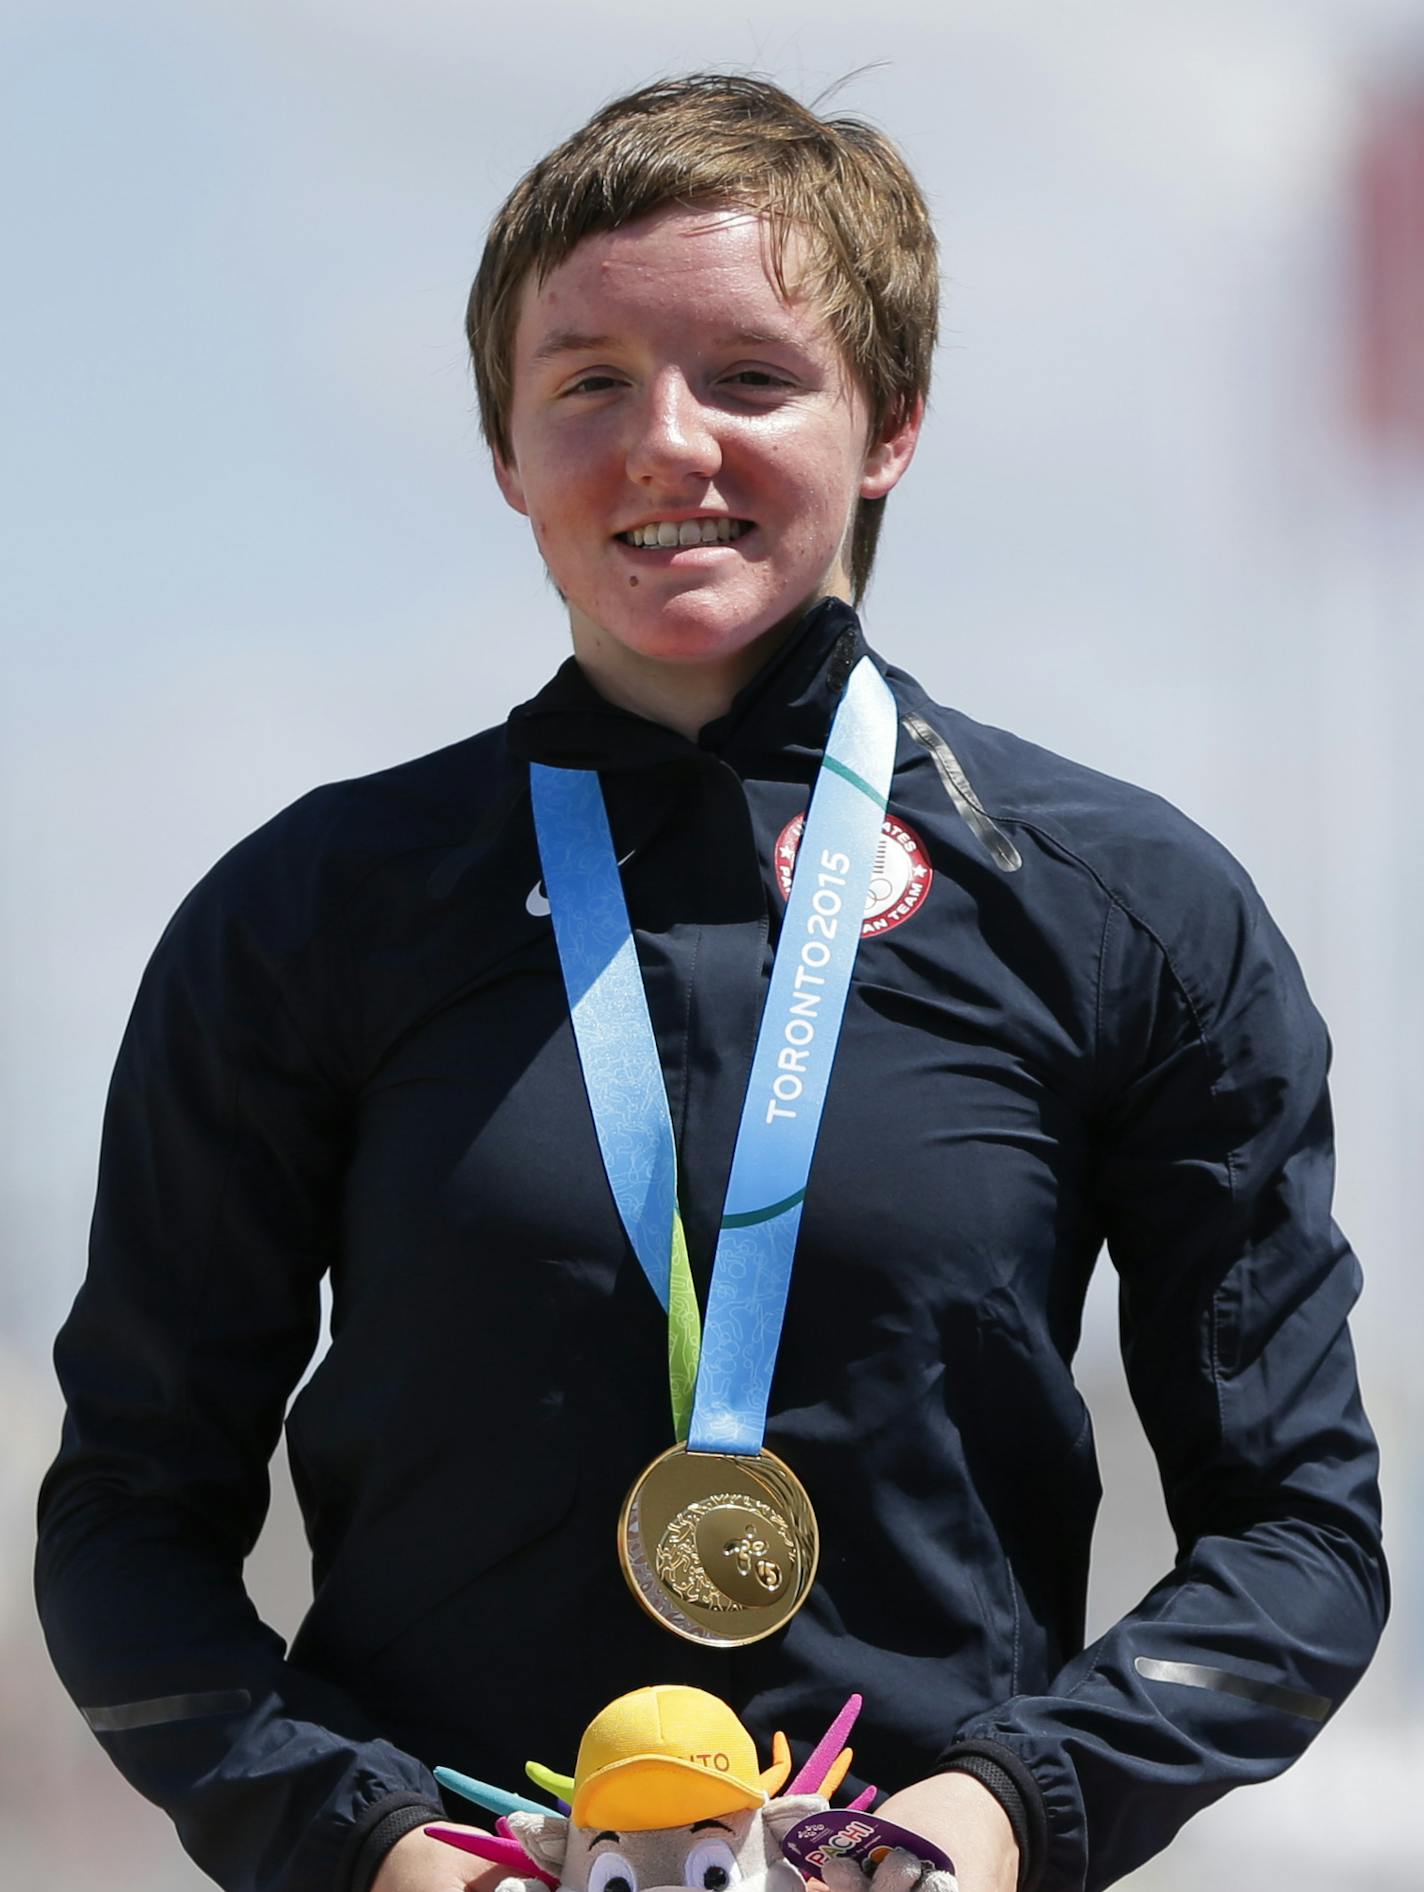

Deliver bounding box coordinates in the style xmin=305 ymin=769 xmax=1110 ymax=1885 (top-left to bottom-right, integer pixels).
xmin=4 ymin=2 xmax=1422 ymax=1885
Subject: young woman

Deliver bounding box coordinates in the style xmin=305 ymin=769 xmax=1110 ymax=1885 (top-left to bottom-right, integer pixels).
xmin=37 ymin=75 xmax=1386 ymax=1892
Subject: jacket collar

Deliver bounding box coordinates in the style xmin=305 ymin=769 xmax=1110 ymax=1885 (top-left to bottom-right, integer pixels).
xmin=506 ymin=597 xmax=872 ymax=775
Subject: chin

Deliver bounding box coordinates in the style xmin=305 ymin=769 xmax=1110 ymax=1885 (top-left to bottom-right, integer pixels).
xmin=598 ymin=586 xmax=820 ymax=669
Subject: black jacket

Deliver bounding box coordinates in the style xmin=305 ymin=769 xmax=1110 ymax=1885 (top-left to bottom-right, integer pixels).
xmin=36 ymin=600 xmax=1387 ymax=1891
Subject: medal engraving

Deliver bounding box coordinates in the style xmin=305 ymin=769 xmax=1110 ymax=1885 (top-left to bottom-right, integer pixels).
xmin=699 ymin=1504 xmax=790 ymax=1602
xmin=651 ymin=1495 xmax=796 ymax=1609
xmin=619 ymin=1444 xmax=818 ymax=1645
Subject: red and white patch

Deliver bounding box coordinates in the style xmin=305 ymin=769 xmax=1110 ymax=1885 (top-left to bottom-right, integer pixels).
xmin=774 ymin=813 xmax=932 ymax=937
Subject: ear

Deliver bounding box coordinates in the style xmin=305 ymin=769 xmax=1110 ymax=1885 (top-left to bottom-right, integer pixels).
xmin=859 ymin=394 xmax=924 ymax=502
xmin=492 ymin=445 xmax=530 ymax=518
xmin=505 ymin=1811 xmax=571 ymax=1873
xmin=761 ymin=1794 xmax=829 ymax=1850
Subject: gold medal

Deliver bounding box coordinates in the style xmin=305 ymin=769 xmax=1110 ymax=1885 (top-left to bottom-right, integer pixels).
xmin=618 ymin=1443 xmax=819 ymax=1646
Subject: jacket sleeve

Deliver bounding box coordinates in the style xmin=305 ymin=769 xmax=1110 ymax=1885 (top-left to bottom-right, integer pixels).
xmin=941 ymin=847 xmax=1388 ymax=1891
xmin=35 ymin=832 xmax=444 ymax=1892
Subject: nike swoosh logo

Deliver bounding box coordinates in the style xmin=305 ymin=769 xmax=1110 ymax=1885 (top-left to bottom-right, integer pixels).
xmin=527 ymin=849 xmax=635 ymax=918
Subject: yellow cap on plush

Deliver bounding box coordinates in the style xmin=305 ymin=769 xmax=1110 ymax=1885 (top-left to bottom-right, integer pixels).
xmin=570 ymin=1685 xmax=771 ymax=1830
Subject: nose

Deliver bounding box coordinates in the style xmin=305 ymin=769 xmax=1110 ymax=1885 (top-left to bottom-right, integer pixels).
xmin=625 ymin=371 xmax=722 ymax=487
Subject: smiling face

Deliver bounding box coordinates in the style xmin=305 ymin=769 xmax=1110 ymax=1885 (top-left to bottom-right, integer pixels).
xmin=493 ymin=204 xmax=921 ymax=723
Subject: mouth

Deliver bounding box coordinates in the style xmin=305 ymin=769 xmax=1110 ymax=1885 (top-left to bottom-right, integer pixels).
xmin=616 ymin=518 xmax=752 ymax=549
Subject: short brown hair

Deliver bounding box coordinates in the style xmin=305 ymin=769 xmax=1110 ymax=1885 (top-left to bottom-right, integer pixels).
xmin=467 ymin=73 xmax=939 ymax=600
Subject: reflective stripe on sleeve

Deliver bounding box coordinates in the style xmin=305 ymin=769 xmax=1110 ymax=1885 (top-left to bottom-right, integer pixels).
xmin=1133 ymin=1656 xmax=1331 ymax=1722
xmin=82 ymin=1687 xmax=253 ymax=1733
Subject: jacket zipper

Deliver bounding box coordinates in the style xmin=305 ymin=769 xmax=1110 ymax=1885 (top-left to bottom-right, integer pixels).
xmin=901 ymin=713 xmax=1023 ymax=872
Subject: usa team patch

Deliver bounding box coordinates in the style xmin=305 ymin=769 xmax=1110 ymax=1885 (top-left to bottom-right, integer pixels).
xmin=775 ymin=813 xmax=932 ymax=937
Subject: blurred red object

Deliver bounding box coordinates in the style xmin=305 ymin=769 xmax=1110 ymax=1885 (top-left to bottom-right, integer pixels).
xmin=1352 ymin=79 xmax=1424 ymax=453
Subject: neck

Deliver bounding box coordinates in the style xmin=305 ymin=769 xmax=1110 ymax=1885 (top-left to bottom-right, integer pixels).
xmin=569 ymin=612 xmax=814 ymax=741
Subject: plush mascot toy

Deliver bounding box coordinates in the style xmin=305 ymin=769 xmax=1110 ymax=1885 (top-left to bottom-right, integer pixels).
xmin=424 ymin=1686 xmax=959 ymax=1892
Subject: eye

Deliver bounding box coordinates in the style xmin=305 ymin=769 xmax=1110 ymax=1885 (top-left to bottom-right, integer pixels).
xmin=563 ymin=373 xmax=623 ymax=396
xmin=723 ymin=369 xmax=791 ymax=389
xmin=683 ymin=1839 xmax=742 ymax=1891
xmin=589 ymin=1853 xmax=638 ymax=1892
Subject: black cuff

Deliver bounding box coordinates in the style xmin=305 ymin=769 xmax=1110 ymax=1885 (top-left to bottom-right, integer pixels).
xmin=937 ymin=1741 xmax=1047 ymax=1892
xmin=347 ymin=1792 xmax=449 ymax=1892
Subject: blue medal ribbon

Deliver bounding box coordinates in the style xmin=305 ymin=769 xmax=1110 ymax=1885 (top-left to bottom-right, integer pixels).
xmin=531 ymin=655 xmax=898 ymax=1456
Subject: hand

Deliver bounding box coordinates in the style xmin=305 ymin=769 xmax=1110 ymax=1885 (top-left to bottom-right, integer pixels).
xmin=872 ymin=1773 xmax=1018 ymax=1892
xmin=371 ymin=1823 xmax=513 ymax=1892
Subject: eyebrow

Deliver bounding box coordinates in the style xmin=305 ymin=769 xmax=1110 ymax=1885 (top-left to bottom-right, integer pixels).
xmin=690 ymin=1820 xmax=733 ymax=1834
xmin=715 ymin=329 xmax=801 ymax=350
xmin=528 ymin=329 xmax=615 ymax=366
xmin=590 ymin=1832 xmax=621 ymax=1848
xmin=527 ymin=326 xmax=805 ymax=367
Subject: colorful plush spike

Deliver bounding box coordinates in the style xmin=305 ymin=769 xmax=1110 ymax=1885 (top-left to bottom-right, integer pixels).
xmin=526 ymin=1760 xmax=576 ymax=1805
xmin=434 ymin=1765 xmax=551 ymax=1818
xmin=423 ymin=1825 xmax=560 ymax=1888
xmin=788 ymin=1693 xmax=863 ymax=1796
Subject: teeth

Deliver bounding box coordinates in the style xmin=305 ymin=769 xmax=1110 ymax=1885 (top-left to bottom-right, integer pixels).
xmin=623 ymin=519 xmax=746 ymax=548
